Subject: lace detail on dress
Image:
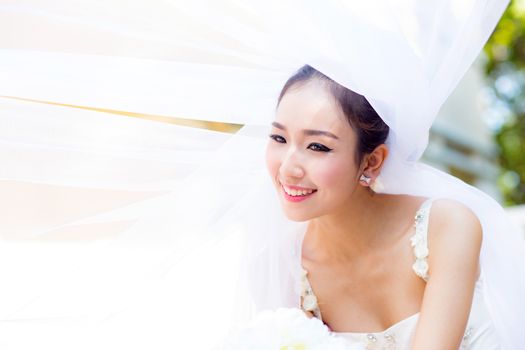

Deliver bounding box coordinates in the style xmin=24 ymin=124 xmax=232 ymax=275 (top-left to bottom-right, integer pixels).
xmin=409 ymin=199 xmax=433 ymax=282
xmin=300 ymin=267 xmax=322 ymax=319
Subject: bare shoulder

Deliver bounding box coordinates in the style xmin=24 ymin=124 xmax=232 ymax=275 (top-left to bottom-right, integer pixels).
xmin=426 ymin=198 xmax=482 ymax=275
xmin=429 ymin=198 xmax=482 ymax=234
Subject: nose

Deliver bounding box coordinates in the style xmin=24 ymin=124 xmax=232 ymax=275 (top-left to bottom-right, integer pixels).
xmin=279 ymin=148 xmax=305 ymax=180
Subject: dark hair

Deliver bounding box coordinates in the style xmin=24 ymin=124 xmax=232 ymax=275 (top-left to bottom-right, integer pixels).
xmin=276 ymin=64 xmax=389 ymax=165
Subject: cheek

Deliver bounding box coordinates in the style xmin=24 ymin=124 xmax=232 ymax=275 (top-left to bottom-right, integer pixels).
xmin=313 ymin=156 xmax=357 ymax=190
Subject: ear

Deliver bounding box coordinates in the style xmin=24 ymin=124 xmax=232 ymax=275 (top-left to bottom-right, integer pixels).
xmin=362 ymin=144 xmax=388 ymax=181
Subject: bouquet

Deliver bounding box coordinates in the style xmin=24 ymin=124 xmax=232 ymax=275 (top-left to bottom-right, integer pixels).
xmin=222 ymin=308 xmax=365 ymax=350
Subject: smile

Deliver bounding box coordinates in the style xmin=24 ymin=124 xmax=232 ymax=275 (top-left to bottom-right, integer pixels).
xmin=281 ymin=184 xmax=317 ymax=202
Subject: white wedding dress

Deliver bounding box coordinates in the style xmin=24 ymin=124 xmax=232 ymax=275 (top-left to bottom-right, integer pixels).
xmin=298 ymin=198 xmax=501 ymax=349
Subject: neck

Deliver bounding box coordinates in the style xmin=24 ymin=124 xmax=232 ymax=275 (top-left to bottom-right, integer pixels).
xmin=305 ymin=189 xmax=402 ymax=263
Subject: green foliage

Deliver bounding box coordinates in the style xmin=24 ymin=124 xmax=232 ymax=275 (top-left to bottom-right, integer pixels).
xmin=484 ymin=0 xmax=525 ymax=205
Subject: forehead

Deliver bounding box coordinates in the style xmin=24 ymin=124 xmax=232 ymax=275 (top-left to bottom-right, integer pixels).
xmin=275 ymin=81 xmax=348 ymax=132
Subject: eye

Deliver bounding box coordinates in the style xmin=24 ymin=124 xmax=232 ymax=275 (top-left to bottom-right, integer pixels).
xmin=269 ymin=134 xmax=286 ymax=143
xmin=308 ymin=143 xmax=332 ymax=152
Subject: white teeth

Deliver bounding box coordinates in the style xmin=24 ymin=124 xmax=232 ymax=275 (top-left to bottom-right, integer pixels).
xmin=283 ymin=185 xmax=315 ymax=197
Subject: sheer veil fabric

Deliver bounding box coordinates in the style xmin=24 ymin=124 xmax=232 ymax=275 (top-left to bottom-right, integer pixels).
xmin=1 ymin=1 xmax=524 ymax=349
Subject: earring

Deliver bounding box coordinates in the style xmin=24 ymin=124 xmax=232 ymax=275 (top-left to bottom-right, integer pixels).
xmin=359 ymin=174 xmax=371 ymax=186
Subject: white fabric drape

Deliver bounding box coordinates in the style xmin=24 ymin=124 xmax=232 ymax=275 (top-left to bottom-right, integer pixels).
xmin=1 ymin=1 xmax=523 ymax=349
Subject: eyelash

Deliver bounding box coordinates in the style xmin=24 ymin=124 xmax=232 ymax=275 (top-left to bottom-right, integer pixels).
xmin=309 ymin=143 xmax=332 ymax=152
xmin=268 ymin=134 xmax=333 ymax=152
xmin=269 ymin=134 xmax=286 ymax=144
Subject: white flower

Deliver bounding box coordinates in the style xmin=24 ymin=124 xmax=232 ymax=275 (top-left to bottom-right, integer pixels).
xmin=301 ymin=277 xmax=311 ymax=294
xmin=412 ymin=258 xmax=429 ymax=277
xmin=302 ymin=294 xmax=318 ymax=312
xmin=414 ymin=243 xmax=429 ymax=259
xmin=410 ymin=233 xmax=424 ymax=247
xmin=223 ymin=308 xmax=365 ymax=350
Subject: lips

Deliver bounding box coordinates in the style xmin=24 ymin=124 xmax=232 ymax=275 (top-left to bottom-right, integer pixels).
xmin=280 ymin=182 xmax=317 ymax=202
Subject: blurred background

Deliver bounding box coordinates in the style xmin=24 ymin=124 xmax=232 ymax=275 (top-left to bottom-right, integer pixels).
xmin=423 ymin=0 xmax=525 ymax=232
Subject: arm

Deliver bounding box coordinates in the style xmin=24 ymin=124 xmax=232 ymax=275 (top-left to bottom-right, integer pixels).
xmin=411 ymin=199 xmax=482 ymax=350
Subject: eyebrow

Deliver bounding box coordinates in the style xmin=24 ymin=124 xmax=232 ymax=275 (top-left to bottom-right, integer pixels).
xmin=271 ymin=122 xmax=339 ymax=140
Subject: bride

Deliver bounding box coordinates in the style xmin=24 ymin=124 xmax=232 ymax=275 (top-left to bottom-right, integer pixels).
xmin=1 ymin=0 xmax=524 ymax=349
xmin=263 ymin=64 xmax=494 ymax=348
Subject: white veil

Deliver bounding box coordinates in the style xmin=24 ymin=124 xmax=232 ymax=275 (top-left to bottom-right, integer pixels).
xmin=1 ymin=1 xmax=524 ymax=349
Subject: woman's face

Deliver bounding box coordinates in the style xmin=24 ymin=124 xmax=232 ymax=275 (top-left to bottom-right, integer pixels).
xmin=266 ymin=81 xmax=362 ymax=221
